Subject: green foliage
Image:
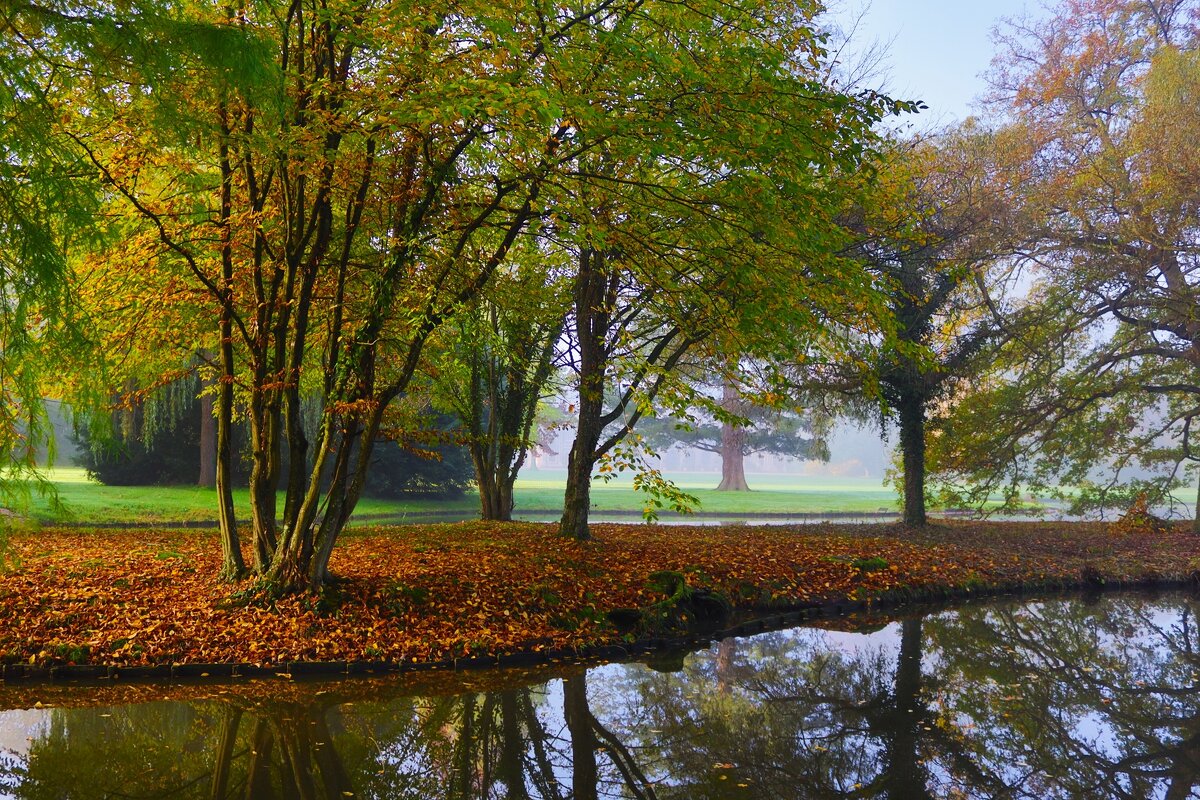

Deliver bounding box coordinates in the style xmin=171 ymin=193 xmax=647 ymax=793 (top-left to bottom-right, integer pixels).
xmin=598 ymin=435 xmax=699 ymax=521
xmin=646 ymin=570 xmax=693 ymax=605
xmin=74 ymin=379 xmax=207 ymax=486
xmin=385 ymin=582 xmax=431 ymax=613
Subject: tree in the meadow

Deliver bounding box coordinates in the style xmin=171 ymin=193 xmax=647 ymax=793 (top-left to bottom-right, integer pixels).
xmin=637 ymin=377 xmax=831 ymax=492
xmin=548 ymin=5 xmax=915 ymax=540
xmin=929 ymin=0 xmax=1200 ymax=526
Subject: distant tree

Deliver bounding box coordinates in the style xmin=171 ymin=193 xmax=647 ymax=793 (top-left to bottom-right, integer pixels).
xmin=638 ymin=377 xmax=830 ymax=491
xmin=359 ymin=416 xmax=474 ymax=500
xmin=74 ymin=381 xmax=206 ymax=487
xmin=77 ymin=382 xmax=472 ymax=498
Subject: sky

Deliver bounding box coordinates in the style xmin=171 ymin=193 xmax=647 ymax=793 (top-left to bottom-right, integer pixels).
xmin=830 ymin=0 xmax=1043 ymax=124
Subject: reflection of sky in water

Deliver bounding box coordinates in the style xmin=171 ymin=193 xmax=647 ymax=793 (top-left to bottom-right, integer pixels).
xmin=0 ymin=710 xmax=44 ymax=800
xmin=1 ymin=593 xmax=1199 ymax=798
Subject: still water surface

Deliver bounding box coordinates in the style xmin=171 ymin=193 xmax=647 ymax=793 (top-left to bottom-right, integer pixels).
xmin=1 ymin=591 xmax=1198 ymax=798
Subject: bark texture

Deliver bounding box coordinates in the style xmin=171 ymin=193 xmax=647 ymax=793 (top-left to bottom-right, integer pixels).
xmin=898 ymin=393 xmax=928 ymax=527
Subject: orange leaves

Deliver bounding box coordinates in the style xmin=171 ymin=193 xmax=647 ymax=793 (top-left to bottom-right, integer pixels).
xmin=0 ymin=519 xmax=1189 ymax=670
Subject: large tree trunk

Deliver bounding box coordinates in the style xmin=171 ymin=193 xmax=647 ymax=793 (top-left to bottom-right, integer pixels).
xmin=715 ymin=422 xmax=750 ymax=491
xmin=473 ymin=445 xmax=515 ymax=522
xmin=560 ymin=419 xmax=599 ymax=540
xmin=897 ymin=392 xmax=927 ymax=526
xmin=560 ymin=247 xmax=610 ymax=541
xmin=715 ymin=379 xmax=750 ymax=490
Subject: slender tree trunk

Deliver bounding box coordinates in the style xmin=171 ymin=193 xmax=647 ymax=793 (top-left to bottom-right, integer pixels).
xmin=563 ymin=675 xmax=598 ymax=800
xmin=198 ymin=373 xmax=216 ymax=489
xmin=248 ymin=390 xmax=281 ymax=573
xmin=215 ymin=100 xmax=243 ymax=582
xmin=215 ymin=355 xmax=242 ymax=580
xmin=1193 ymin=476 xmax=1200 ymax=535
xmin=898 ymin=392 xmax=927 ymax=526
xmin=560 ymin=247 xmax=609 ymax=541
xmin=561 ymin=404 xmax=601 ymax=540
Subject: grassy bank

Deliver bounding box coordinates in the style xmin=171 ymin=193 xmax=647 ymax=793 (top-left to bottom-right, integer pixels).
xmin=24 ymin=467 xmax=900 ymax=524
xmin=0 ymin=519 xmax=1192 ymax=670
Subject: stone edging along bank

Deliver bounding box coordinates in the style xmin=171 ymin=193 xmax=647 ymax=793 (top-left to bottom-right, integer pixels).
xmin=3 ymin=572 xmax=1197 ymax=686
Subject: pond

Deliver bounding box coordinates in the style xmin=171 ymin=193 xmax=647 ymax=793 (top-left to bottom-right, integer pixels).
xmin=0 ymin=591 xmax=1198 ymax=798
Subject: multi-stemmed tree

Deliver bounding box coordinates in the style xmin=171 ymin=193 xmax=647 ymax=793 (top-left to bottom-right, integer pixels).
xmin=6 ymin=0 xmax=914 ymax=583
xmin=37 ymin=0 xmax=899 ymax=586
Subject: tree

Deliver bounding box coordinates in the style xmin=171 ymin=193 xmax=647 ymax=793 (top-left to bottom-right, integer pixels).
xmin=928 ymin=0 xmax=1200 ymax=527
xmin=425 ymin=258 xmax=568 ymax=520
xmin=73 ymin=376 xmax=209 ymax=486
xmin=637 ymin=376 xmax=831 ymax=492
xmin=53 ymin=0 xmax=775 ymax=590
xmin=816 ymin=130 xmax=1012 ymax=526
xmin=546 ymin=1 xmax=915 ymax=540
xmin=360 ymin=411 xmax=475 ymax=500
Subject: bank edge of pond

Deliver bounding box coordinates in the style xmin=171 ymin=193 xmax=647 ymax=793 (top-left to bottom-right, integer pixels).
xmin=3 ymin=570 xmax=1196 ymax=688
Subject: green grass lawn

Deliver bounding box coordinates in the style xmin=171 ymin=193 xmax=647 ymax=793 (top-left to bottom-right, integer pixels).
xmin=21 ymin=466 xmax=899 ymax=525
xmin=512 ymin=469 xmax=897 ymax=516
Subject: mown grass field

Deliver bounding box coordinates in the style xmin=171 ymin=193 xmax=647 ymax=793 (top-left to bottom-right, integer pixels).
xmin=22 ymin=467 xmax=899 ymax=525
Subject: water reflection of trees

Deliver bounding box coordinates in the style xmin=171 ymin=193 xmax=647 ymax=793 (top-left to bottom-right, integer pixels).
xmin=5 ymin=594 xmax=1200 ymax=798
xmin=595 ymin=596 xmax=1200 ymax=798
xmin=597 ymin=624 xmax=1000 ymax=799
xmin=0 ymin=672 xmax=658 ymax=799
xmin=927 ymin=595 xmax=1200 ymax=799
